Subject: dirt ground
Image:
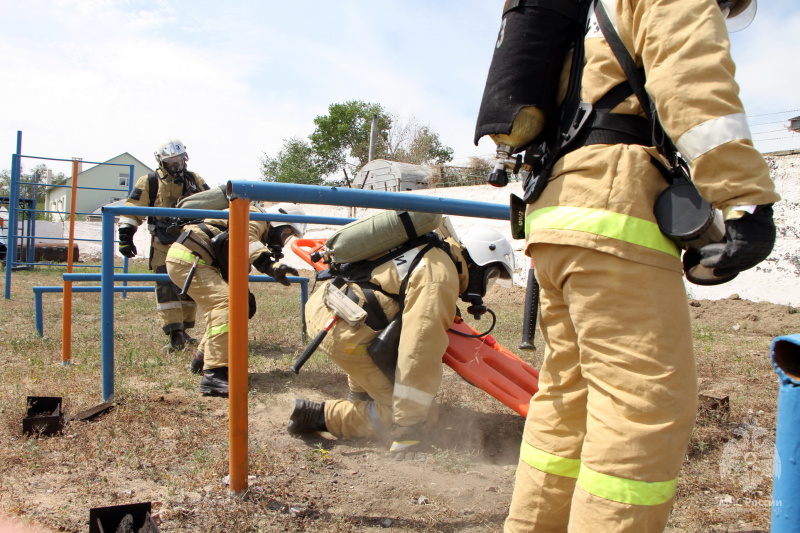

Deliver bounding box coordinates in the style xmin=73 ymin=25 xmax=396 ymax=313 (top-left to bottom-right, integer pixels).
xmin=1 ymin=267 xmax=798 ymax=532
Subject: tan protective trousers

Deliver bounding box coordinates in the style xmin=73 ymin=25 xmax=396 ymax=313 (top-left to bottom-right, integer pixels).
xmin=165 ymin=256 xmax=229 ymax=369
xmin=152 ymin=242 xmax=196 ymax=334
xmin=505 ymin=244 xmax=696 ymax=533
xmin=322 ymin=340 xmax=397 ymax=440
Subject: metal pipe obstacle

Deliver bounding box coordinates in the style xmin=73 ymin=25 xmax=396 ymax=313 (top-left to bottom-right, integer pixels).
xmin=223 ymin=180 xmax=511 ymax=495
xmin=770 ymin=334 xmax=800 ymax=532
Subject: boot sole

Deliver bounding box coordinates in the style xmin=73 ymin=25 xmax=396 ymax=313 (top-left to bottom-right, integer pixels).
xmin=199 ymin=386 xmax=228 ymax=397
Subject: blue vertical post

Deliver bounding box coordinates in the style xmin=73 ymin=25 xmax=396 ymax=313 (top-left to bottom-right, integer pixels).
xmin=5 ymin=131 xmax=22 ymax=299
xmin=101 ymin=209 xmax=116 ymax=400
xmin=770 ymin=334 xmax=800 ymax=532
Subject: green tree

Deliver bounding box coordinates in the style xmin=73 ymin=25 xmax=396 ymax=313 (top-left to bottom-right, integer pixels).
xmin=0 ymin=169 xmax=9 ymax=197
xmin=309 ymin=101 xmax=392 ymax=176
xmin=381 ymin=114 xmax=454 ymax=166
xmin=392 ymin=125 xmax=454 ymax=165
xmin=260 ymin=137 xmax=323 ymax=185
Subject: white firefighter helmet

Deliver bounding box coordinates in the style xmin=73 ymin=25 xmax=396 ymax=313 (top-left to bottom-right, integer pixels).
xmin=718 ymin=0 xmax=756 ymax=32
xmin=155 ymin=138 xmax=189 ymax=175
xmin=460 ymin=227 xmax=515 ymax=280
xmin=265 ymin=203 xmax=307 ymax=238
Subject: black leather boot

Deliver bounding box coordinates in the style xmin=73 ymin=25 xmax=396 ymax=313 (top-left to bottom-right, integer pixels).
xmin=199 ymin=367 xmax=228 ymax=396
xmin=163 ymin=329 xmax=186 ymax=353
xmin=190 ymin=349 xmax=204 ymax=375
xmin=287 ymin=399 xmax=327 ymax=434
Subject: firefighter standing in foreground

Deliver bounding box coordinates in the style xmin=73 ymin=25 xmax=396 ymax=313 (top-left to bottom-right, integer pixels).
xmin=473 ymin=0 xmax=780 ymax=531
xmin=165 ymin=201 xmax=304 ymax=396
xmin=117 ymin=139 xmax=210 ymax=353
xmin=287 ymin=227 xmax=515 ymax=456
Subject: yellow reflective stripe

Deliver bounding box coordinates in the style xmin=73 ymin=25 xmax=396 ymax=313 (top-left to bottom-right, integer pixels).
xmin=526 ymin=206 xmax=680 ymax=258
xmin=167 ymin=248 xmax=206 ymax=264
xmin=519 ymin=440 xmax=581 ymax=479
xmin=207 ymin=323 xmax=228 ymax=337
xmin=577 ymin=465 xmax=677 ymax=506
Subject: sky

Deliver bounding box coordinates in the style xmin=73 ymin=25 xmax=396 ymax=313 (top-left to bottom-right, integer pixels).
xmin=1 ymin=0 xmax=799 ymax=188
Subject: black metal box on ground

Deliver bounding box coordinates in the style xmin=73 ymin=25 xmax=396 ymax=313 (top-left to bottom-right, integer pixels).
xmin=22 ymin=396 xmax=64 ymax=436
xmin=89 ymin=502 xmax=159 ymax=533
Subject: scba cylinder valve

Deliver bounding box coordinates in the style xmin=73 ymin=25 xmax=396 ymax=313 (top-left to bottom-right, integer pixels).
xmin=487 ymin=145 xmax=523 ymax=187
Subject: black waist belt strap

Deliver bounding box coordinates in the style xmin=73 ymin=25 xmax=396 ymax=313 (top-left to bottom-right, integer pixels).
xmin=570 ymin=79 xmax=652 ymax=153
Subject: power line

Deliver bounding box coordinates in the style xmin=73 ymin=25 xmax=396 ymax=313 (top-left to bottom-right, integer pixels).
xmin=747 ymin=108 xmax=800 ymax=118
xmin=749 ymin=119 xmax=791 ymax=127
xmin=751 ymin=128 xmax=790 ymax=134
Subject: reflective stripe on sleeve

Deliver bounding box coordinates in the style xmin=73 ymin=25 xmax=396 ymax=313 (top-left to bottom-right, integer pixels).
xmin=393 ymin=383 xmax=435 ymax=407
xmin=519 ymin=440 xmax=581 ymax=478
xmin=119 ymin=217 xmax=139 ymax=226
xmin=577 ymin=465 xmax=678 ymax=506
xmin=675 ymin=113 xmax=751 ymax=163
xmin=207 ymin=323 xmax=229 ymax=337
xmin=526 ymin=206 xmax=680 ymax=258
xmin=157 ymin=302 xmax=183 ymax=311
xmin=167 ymin=248 xmax=206 ymax=264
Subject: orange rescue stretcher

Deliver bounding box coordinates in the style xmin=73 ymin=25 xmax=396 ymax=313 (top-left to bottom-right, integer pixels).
xmin=291 ymin=238 xmax=540 ymax=417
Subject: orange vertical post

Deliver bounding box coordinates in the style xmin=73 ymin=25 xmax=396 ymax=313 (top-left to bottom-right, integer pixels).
xmin=61 ymin=159 xmax=80 ymax=365
xmin=228 ymin=197 xmax=250 ymax=495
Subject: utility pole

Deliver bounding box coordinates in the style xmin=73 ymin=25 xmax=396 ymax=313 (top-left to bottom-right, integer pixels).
xmin=368 ymin=114 xmax=378 ymax=162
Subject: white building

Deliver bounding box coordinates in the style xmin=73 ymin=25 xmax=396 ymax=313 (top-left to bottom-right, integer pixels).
xmin=44 ymin=153 xmax=153 ymax=221
xmin=351 ymin=159 xmax=434 ymax=191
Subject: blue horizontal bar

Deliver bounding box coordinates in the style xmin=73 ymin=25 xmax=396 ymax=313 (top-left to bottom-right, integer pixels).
xmin=64 ymin=273 xmax=307 ymax=284
xmin=14 ymin=262 xmax=122 ymax=269
xmin=226 ymin=181 xmax=511 ymax=220
xmin=34 ymin=285 xmax=153 ymax=294
xmin=103 ymin=205 xmax=352 ymax=226
xmin=19 ymin=155 xmax=136 ymax=167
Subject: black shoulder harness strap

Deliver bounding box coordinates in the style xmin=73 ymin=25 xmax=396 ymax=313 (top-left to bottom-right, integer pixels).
xmin=147 ymin=170 xmax=206 ymax=208
xmin=147 ymin=172 xmax=158 ymax=207
xmin=331 ymin=233 xmax=451 ymax=331
xmin=594 ymin=1 xmax=676 ymax=159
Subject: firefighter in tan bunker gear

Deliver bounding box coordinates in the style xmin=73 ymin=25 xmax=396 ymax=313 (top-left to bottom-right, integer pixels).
xmin=165 ymin=203 xmax=305 ymax=396
xmin=482 ymin=0 xmax=780 ymax=531
xmin=117 ymin=139 xmax=210 ymax=353
xmin=287 ymin=227 xmax=515 ymax=456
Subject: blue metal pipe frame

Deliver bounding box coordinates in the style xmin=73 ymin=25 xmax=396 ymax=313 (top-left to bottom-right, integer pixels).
xmin=99 ymin=204 xmax=337 ymax=400
xmin=33 ymin=285 xmax=154 ymax=337
xmin=4 ymin=130 xmax=137 ymax=298
xmin=4 ymin=132 xmax=22 ymax=298
xmin=227 ymin=180 xmax=511 ymax=220
xmin=770 ymin=334 xmax=800 ymax=531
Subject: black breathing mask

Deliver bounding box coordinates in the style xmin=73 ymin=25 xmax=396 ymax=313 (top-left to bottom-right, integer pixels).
xmin=461 ymin=264 xmax=502 ymax=319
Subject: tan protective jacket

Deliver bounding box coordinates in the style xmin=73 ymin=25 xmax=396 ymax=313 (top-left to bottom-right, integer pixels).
xmin=119 ymin=169 xmax=209 ymax=234
xmin=307 ymin=238 xmax=470 ymax=425
xmin=168 ymin=209 xmax=272 ymax=269
xmin=525 ymin=0 xmax=780 ymax=271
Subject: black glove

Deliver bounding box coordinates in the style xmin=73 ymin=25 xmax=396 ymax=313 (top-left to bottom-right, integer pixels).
xmin=252 ymin=251 xmax=274 ymax=275
xmin=118 ymin=225 xmax=137 ymax=258
xmin=269 ymin=261 xmax=299 ymax=287
xmin=697 ymin=205 xmax=776 ymax=278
